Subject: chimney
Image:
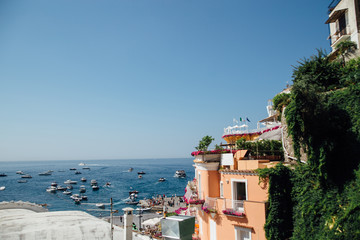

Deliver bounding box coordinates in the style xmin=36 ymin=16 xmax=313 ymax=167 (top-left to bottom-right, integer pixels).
xmin=122 ymin=207 xmax=134 ymax=240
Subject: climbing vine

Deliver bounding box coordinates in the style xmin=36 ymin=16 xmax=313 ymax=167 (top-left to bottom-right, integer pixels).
xmin=260 ymin=50 xmax=360 ymax=240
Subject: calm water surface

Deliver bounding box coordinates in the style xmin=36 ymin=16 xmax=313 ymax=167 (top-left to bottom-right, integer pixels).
xmin=0 ymin=158 xmax=194 ymax=216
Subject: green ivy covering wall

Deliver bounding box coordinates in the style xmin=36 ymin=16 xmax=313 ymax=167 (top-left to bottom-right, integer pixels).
xmin=259 ymin=51 xmax=360 ymax=240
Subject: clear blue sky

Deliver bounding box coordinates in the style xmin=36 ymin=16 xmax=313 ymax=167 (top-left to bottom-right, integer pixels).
xmin=0 ymin=0 xmax=331 ymax=161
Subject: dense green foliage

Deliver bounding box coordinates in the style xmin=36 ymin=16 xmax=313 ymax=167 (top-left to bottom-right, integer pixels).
xmin=195 ymin=135 xmax=214 ymax=151
xmin=261 ymin=51 xmax=360 ymax=239
xmin=257 ymin=164 xmax=293 ymax=240
xmin=273 ymin=93 xmax=291 ymax=119
xmin=235 ymin=138 xmax=283 ymax=158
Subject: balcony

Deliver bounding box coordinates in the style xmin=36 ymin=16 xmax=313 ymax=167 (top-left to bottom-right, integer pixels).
xmin=202 ymin=197 xmax=217 ymax=213
xmin=223 ymin=199 xmax=246 ymax=218
xmin=330 ymin=27 xmax=351 ymax=48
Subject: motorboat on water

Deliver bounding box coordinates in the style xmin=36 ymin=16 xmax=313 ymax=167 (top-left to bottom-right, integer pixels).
xmin=104 ymin=182 xmax=111 ymax=187
xmin=70 ymin=194 xmax=80 ymax=200
xmin=129 ymin=190 xmax=139 ymax=195
xmin=57 ymin=185 xmax=67 ymax=191
xmin=0 ymin=186 xmax=5 ymax=191
xmin=136 ymin=207 xmax=151 ymax=212
xmin=79 ymin=186 xmax=86 ymax=193
xmin=69 ymin=168 xmax=76 ymax=171
xmin=46 ymin=186 xmax=57 ymax=193
xmin=0 ymin=173 xmax=7 ymax=177
xmin=63 ymin=190 xmax=72 ymax=195
xmin=137 ymin=171 xmax=146 ymax=175
xmin=16 ymin=171 xmax=24 ymax=175
xmin=174 ymin=170 xmax=186 ymax=178
xmin=67 ymin=185 xmax=73 ymax=190
xmin=81 ymin=177 xmax=87 ymax=182
xmin=64 ymin=180 xmax=77 ymax=184
xmin=158 ymin=178 xmax=166 ymax=182
xmin=90 ymin=179 xmax=98 ymax=186
xmin=51 ymin=182 xmax=58 ymax=187
xmin=75 ymin=171 xmax=81 ymax=175
xmin=21 ymin=175 xmax=32 ymax=178
xmin=96 ymin=203 xmax=105 ymax=209
xmin=38 ymin=171 xmax=52 ymax=176
xmin=128 ymin=168 xmax=134 ymax=172
xmin=78 ymin=162 xmax=86 ymax=166
xmin=126 ymin=200 xmax=139 ymax=205
xmin=17 ymin=180 xmax=27 ymax=183
xmin=81 ymin=195 xmax=88 ymax=200
xmin=92 ymin=185 xmax=99 ymax=190
xmin=82 ymin=167 xmax=90 ymax=170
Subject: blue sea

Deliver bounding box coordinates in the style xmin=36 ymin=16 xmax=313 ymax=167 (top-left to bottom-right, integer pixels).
xmin=0 ymin=158 xmax=194 ymax=217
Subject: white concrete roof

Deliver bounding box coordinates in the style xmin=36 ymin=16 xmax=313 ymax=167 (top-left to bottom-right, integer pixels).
xmin=0 ymin=209 xmax=150 ymax=240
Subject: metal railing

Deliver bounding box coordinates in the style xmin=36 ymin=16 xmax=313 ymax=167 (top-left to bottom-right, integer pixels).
xmin=330 ymin=27 xmax=350 ymax=46
xmin=204 ymin=197 xmax=217 ymax=210
xmin=224 ymin=199 xmax=244 ymax=212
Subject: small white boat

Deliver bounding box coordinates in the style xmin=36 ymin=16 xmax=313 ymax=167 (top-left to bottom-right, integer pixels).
xmin=67 ymin=185 xmax=73 ymax=190
xmin=64 ymin=180 xmax=77 ymax=184
xmin=70 ymin=194 xmax=80 ymax=200
xmin=51 ymin=182 xmax=58 ymax=187
xmin=79 ymin=187 xmax=86 ymax=193
xmin=46 ymin=186 xmax=57 ymax=193
xmin=63 ymin=190 xmax=72 ymax=195
xmin=39 ymin=171 xmax=52 ymax=176
xmin=21 ymin=175 xmax=32 ymax=178
xmin=57 ymin=185 xmax=66 ymax=191
xmin=0 ymin=186 xmax=5 ymax=191
xmin=174 ymin=170 xmax=186 ymax=178
xmin=78 ymin=162 xmax=85 ymax=166
xmin=16 ymin=171 xmax=24 ymax=175
xmin=158 ymin=178 xmax=166 ymax=182
xmin=136 ymin=207 xmax=151 ymax=212
xmin=92 ymin=185 xmax=99 ymax=190
xmin=96 ymin=203 xmax=105 ymax=209
xmin=90 ymin=180 xmax=97 ymax=185
xmin=128 ymin=168 xmax=134 ymax=172
xmin=81 ymin=177 xmax=87 ymax=182
xmin=81 ymin=195 xmax=88 ymax=200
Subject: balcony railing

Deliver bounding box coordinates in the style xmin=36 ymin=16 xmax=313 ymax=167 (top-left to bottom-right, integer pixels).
xmin=224 ymin=199 xmax=244 ymax=212
xmin=330 ymin=27 xmax=350 ymax=47
xmin=204 ymin=197 xmax=217 ymax=209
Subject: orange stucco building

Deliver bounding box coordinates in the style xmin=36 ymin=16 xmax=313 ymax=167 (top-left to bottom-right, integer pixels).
xmin=188 ymin=152 xmax=279 ymax=240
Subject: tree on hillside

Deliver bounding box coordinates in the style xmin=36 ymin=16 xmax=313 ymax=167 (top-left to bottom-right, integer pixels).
xmin=335 ymin=40 xmax=357 ymax=66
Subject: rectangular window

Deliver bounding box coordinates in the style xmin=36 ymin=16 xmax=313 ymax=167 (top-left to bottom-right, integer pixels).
xmin=235 ymin=226 xmax=251 ymax=240
xmin=231 ymin=179 xmax=247 ymax=211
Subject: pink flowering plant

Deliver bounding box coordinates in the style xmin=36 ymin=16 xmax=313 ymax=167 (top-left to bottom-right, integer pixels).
xmin=175 ymin=207 xmax=188 ymax=215
xmin=222 ymin=209 xmax=246 ymax=217
xmin=188 ymin=199 xmax=205 ymax=205
xmin=201 ymin=205 xmax=216 ymax=214
xmin=191 ymin=149 xmax=237 ymax=156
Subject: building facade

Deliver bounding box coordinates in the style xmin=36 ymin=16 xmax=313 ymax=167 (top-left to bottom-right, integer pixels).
xmin=186 ymin=151 xmax=279 ymax=240
xmin=326 ymin=0 xmax=360 ymax=58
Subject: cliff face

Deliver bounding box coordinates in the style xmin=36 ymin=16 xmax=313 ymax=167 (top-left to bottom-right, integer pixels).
xmin=281 ymin=108 xmax=307 ymax=163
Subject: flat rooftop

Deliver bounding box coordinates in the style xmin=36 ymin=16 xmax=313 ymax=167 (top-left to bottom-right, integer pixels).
xmin=0 ymin=208 xmax=150 ymax=240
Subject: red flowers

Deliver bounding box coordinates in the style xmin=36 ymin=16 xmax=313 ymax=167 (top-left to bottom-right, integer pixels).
xmin=222 ymin=209 xmax=246 ymax=217
xmin=191 ymin=149 xmax=237 ymax=156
